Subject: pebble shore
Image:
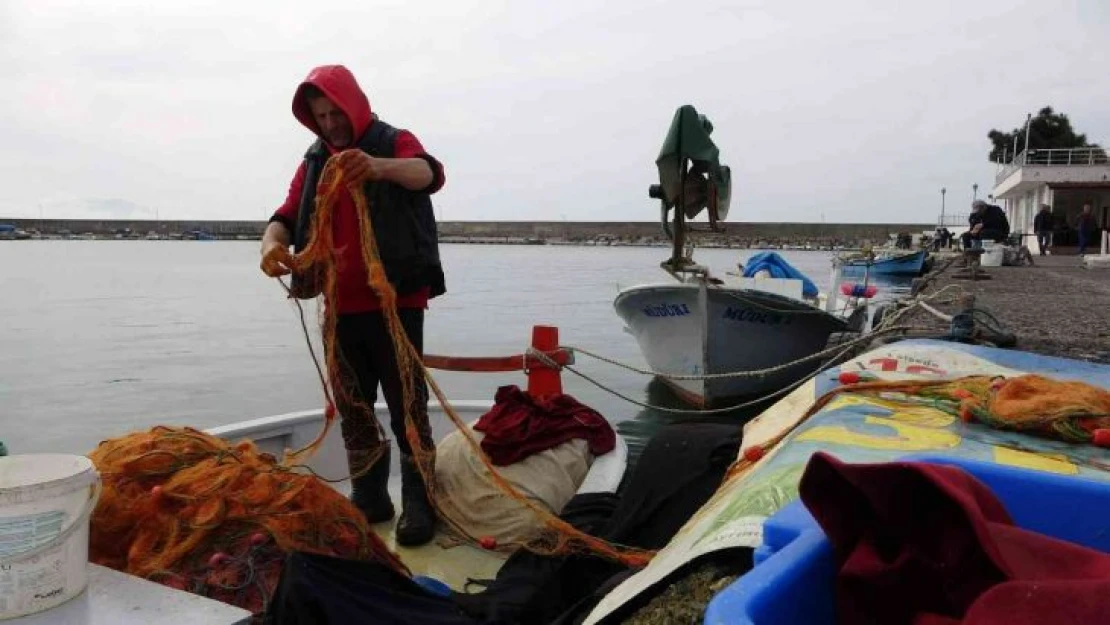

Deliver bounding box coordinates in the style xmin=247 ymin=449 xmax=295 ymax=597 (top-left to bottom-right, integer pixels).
xmin=904 ymin=253 xmax=1110 ymax=364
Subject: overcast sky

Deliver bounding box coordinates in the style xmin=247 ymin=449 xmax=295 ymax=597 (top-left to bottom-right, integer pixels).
xmin=1 ymin=0 xmax=1107 ymax=224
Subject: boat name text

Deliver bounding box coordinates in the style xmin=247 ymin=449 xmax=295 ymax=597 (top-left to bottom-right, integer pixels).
xmin=723 ymin=307 xmax=793 ymax=325
xmin=642 ymin=303 xmax=691 ymax=317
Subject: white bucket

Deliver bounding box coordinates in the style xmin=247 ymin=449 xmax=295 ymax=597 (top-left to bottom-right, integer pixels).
xmin=0 ymin=454 xmax=101 ymax=620
xmin=980 ymin=243 xmax=1004 ymax=267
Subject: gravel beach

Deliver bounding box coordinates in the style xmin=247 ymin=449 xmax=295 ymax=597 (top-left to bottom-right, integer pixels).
xmin=901 ymin=253 xmax=1110 ymax=364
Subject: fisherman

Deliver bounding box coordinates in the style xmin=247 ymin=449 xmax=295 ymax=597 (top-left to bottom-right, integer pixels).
xmin=961 ymin=200 xmax=1010 ymax=250
xmin=258 ymin=64 xmax=446 ymax=546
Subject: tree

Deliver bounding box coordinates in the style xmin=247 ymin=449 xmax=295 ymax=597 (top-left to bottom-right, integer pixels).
xmin=987 ymin=106 xmax=1100 ymax=162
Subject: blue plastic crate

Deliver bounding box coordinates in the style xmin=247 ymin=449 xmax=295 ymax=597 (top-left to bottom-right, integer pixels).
xmin=704 ymin=455 xmax=1110 ymax=625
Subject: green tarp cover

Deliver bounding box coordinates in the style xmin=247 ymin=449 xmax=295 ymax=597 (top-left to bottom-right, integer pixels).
xmin=655 ymin=104 xmax=731 ymax=220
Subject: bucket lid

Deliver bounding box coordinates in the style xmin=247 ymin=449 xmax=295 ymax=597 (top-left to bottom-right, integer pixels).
xmin=0 ymin=454 xmax=98 ymax=505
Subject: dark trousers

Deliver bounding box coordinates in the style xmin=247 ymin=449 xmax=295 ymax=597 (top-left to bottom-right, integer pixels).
xmin=1078 ymin=229 xmax=1090 ymax=254
xmin=334 ymin=309 xmax=433 ymax=456
xmin=1036 ymin=232 xmax=1051 ymax=255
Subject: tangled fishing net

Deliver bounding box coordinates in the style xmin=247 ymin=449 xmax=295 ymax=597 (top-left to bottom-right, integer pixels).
xmin=88 ymin=426 xmax=404 ymax=616
xmin=732 ymin=373 xmax=1110 ymax=480
xmin=921 ymin=374 xmax=1110 ymax=444
xmin=281 ymin=157 xmax=654 ymax=567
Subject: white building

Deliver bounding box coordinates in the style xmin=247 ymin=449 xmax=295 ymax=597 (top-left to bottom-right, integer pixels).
xmin=991 ymin=147 xmax=1110 ymax=251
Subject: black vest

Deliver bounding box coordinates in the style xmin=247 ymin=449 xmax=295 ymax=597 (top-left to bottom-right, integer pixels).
xmin=291 ymin=118 xmax=446 ymax=300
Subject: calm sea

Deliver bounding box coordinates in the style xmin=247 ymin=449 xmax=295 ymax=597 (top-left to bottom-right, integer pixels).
xmin=0 ymin=241 xmax=840 ymax=457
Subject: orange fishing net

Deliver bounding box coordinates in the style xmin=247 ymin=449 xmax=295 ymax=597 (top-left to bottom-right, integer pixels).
xmin=88 ymin=426 xmax=404 ymax=616
xmin=926 ymin=374 xmax=1110 ymax=443
xmin=732 ymin=373 xmax=1110 ymax=479
xmin=285 ymin=158 xmax=653 ymax=567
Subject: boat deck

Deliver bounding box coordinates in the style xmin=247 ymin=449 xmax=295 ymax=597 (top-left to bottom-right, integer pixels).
xmin=9 ymin=564 xmax=251 ymax=625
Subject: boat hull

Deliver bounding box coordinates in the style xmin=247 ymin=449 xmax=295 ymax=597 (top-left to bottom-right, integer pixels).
xmin=839 ymin=249 xmax=927 ymax=276
xmin=614 ymin=283 xmax=849 ymax=407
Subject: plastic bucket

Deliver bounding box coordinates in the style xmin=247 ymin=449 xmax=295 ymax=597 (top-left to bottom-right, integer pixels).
xmin=0 ymin=454 xmax=101 ymax=620
xmin=980 ymin=243 xmax=1004 ymax=267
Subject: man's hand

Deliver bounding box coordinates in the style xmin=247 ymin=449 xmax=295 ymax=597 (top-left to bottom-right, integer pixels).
xmin=335 ymin=150 xmax=384 ymax=186
xmin=260 ymin=240 xmax=293 ymax=277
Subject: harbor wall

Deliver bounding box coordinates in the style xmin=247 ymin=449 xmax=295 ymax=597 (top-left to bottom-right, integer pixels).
xmin=0 ymin=218 xmax=934 ymax=246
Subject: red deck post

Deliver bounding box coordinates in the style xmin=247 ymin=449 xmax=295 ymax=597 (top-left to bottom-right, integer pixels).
xmin=527 ymin=325 xmax=562 ymax=397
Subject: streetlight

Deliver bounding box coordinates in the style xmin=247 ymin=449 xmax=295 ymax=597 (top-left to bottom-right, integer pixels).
xmin=940 ymin=188 xmax=946 ymax=225
xmin=972 ymin=183 xmax=979 ymax=202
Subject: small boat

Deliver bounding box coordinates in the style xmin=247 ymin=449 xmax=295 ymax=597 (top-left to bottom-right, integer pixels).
xmin=0 ymin=224 xmax=31 ymax=240
xmin=614 ymin=105 xmax=864 ymax=407
xmin=615 ymin=279 xmax=853 ymax=407
xmin=836 ymin=248 xmax=928 ymax=277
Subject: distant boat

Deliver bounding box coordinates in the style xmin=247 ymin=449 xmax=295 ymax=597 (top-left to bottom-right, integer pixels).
xmin=0 ymin=224 xmax=31 ymax=240
xmin=836 ymin=249 xmax=927 ymax=277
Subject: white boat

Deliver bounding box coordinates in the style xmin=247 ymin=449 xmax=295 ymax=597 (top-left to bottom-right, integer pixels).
xmin=614 ymin=105 xmax=863 ymax=408
xmin=615 ymin=278 xmax=854 ymax=407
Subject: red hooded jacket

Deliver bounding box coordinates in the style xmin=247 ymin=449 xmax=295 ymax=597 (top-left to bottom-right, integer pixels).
xmin=271 ymin=65 xmax=445 ymax=314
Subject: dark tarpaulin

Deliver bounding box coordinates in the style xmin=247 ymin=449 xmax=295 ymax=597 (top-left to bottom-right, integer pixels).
xmin=263 ymin=552 xmax=478 ymax=625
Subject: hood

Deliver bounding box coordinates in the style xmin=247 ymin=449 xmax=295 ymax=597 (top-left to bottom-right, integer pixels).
xmin=292 ymin=65 xmax=374 ymax=147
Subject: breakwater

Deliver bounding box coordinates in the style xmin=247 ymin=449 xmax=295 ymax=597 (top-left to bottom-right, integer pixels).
xmin=0 ymin=218 xmax=934 ymax=248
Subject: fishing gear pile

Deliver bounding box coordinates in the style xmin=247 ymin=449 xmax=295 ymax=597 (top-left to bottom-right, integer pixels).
xmin=930 ymin=374 xmax=1110 ymax=445
xmin=88 ymin=426 xmax=405 ymax=616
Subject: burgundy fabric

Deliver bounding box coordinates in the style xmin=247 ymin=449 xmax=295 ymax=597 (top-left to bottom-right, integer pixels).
xmin=798 ymin=452 xmax=1110 ymax=625
xmin=473 ymin=386 xmax=616 ymax=466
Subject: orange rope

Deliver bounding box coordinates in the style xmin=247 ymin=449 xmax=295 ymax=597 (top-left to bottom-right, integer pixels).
xmin=288 ymin=157 xmax=654 ymax=567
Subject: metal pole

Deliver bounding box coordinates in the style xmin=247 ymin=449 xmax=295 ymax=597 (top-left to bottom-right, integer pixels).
xmin=1022 ymin=113 xmax=1033 ymax=163
xmin=972 ymin=184 xmax=978 ymax=202
xmin=941 ymin=188 xmax=946 ymax=225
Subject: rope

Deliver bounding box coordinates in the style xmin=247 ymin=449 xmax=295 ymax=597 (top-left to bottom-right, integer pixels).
xmin=918 ymin=301 xmax=953 ymax=323
xmin=560 ymin=325 xmax=912 ymax=382
xmin=539 ymin=281 xmax=973 ymax=415
xmin=530 ymin=328 xmax=914 ymax=415
xmin=527 ymin=343 xmax=852 ymax=415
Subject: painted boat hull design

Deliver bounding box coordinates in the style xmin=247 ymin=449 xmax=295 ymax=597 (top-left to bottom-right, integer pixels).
xmin=839 ymin=249 xmax=927 ymax=276
xmin=614 ymin=283 xmax=849 ymax=407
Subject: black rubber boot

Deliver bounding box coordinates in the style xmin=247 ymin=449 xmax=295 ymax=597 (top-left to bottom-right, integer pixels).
xmin=395 ymin=453 xmax=436 ymax=546
xmin=348 ymin=446 xmax=394 ymax=524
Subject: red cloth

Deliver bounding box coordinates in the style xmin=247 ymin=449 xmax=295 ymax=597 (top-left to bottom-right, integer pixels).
xmin=273 ymin=65 xmax=444 ymax=314
xmin=798 ymin=452 xmax=1110 ymax=625
xmin=472 ymin=385 xmax=616 ymax=466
